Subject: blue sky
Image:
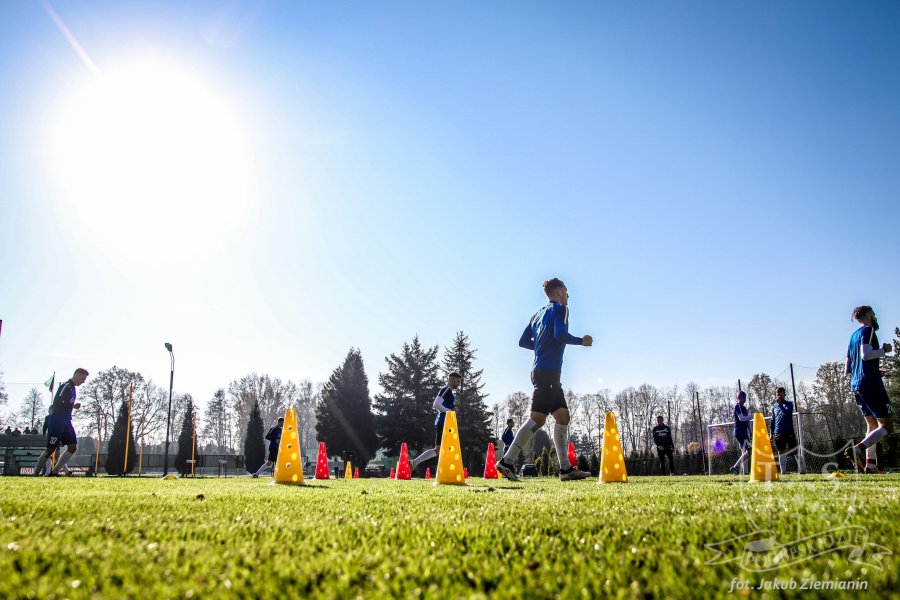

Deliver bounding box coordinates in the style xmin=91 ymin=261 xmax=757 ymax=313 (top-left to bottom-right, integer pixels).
xmin=1 ymin=1 xmax=898 ymax=415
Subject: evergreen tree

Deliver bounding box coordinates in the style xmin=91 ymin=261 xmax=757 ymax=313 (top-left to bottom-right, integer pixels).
xmin=174 ymin=397 xmax=198 ymax=475
xmin=441 ymin=331 xmax=492 ymax=470
xmin=373 ymin=337 xmax=442 ymax=456
xmin=538 ymin=446 xmax=550 ymax=476
xmin=104 ymin=399 xmax=137 ymax=476
xmin=244 ymin=400 xmax=265 ymax=474
xmin=316 ymin=349 xmax=379 ymax=466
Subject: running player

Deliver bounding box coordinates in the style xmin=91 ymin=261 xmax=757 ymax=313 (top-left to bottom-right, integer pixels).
xmin=33 ymin=368 xmax=88 ymax=476
xmin=252 ymin=417 xmax=284 ymax=478
xmin=496 ymin=278 xmax=592 ymax=482
xmin=729 ymin=391 xmax=753 ymax=475
xmin=411 ymin=372 xmax=461 ymax=471
xmin=845 ymin=306 xmax=894 ymax=473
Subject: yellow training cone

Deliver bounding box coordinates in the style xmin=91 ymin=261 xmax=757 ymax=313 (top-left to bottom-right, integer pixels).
xmin=749 ymin=412 xmax=779 ymax=483
xmin=435 ymin=411 xmax=465 ymax=485
xmin=273 ymin=408 xmax=305 ymax=485
xmin=345 ymin=461 xmax=352 ymax=479
xmin=599 ymin=412 xmax=627 ymax=483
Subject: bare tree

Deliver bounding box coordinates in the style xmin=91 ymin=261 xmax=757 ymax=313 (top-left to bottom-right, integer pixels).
xmin=506 ymin=391 xmax=530 ymax=427
xmin=295 ymin=378 xmax=319 ymax=449
xmin=202 ymin=389 xmax=231 ymax=451
xmin=18 ymin=388 xmax=45 ymax=430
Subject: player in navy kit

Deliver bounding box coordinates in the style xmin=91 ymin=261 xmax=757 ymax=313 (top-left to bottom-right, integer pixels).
xmin=729 ymin=391 xmax=753 ymax=475
xmin=772 ymin=387 xmax=806 ymax=474
xmin=33 ymin=368 xmax=89 ymax=476
xmin=252 ymin=417 xmax=284 ymax=478
xmin=496 ymin=278 xmax=592 ymax=482
xmin=845 ymin=306 xmax=894 ymax=473
xmin=411 ymin=372 xmax=462 ymax=470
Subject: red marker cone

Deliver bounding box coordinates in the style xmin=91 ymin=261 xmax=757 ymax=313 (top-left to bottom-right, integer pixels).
xmin=483 ymin=443 xmax=499 ymax=479
xmin=568 ymin=441 xmax=578 ymax=469
xmin=354 ymin=467 xmax=360 ymax=479
xmin=314 ymin=441 xmax=330 ymax=479
xmin=389 ymin=467 xmax=395 ymax=479
xmin=397 ymin=443 xmax=411 ymax=480
xmin=425 ymin=467 xmax=431 ymax=480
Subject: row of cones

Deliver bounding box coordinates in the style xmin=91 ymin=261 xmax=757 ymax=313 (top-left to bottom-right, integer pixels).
xmin=272 ymin=407 xmax=781 ymax=487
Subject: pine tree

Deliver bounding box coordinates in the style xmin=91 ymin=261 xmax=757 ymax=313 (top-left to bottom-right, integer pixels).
xmin=244 ymin=400 xmax=265 ymax=474
xmin=538 ymin=446 xmax=550 ymax=476
xmin=441 ymin=331 xmax=492 ymax=472
xmin=316 ymin=349 xmax=379 ymax=467
xmin=174 ymin=397 xmax=198 ymax=475
xmin=104 ymin=399 xmax=137 ymax=475
xmin=373 ymin=337 xmax=442 ymax=456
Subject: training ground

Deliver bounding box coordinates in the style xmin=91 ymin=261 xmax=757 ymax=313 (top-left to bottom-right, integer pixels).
xmin=1 ymin=475 xmax=897 ymax=599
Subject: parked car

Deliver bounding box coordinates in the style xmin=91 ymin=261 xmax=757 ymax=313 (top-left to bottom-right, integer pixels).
xmin=520 ymin=463 xmax=538 ymax=477
xmin=365 ymin=463 xmax=389 ymax=478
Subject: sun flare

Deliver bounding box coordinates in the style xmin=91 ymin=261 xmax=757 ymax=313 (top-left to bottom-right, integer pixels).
xmin=45 ymin=59 xmax=254 ymax=259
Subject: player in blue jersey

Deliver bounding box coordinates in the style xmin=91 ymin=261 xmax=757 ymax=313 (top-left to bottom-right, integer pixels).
xmin=33 ymin=368 xmax=89 ymax=476
xmin=772 ymin=387 xmax=806 ymax=474
xmin=845 ymin=306 xmax=894 ymax=473
xmin=496 ymin=278 xmax=593 ymax=482
xmin=501 ymin=419 xmax=515 ymax=455
xmin=729 ymin=391 xmax=753 ymax=475
xmin=411 ymin=372 xmax=462 ymax=471
xmin=252 ymin=417 xmax=284 ymax=478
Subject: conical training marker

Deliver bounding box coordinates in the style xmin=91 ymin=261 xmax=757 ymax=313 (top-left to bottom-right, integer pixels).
xmin=354 ymin=467 xmax=360 ymax=479
xmin=483 ymin=443 xmax=499 ymax=479
xmin=389 ymin=467 xmax=395 ymax=479
xmin=599 ymin=412 xmax=628 ymax=483
xmin=425 ymin=467 xmax=431 ymax=480
xmin=464 ymin=467 xmax=468 ymax=479
xmin=315 ymin=441 xmax=330 ymax=480
xmin=396 ymin=443 xmax=411 ymax=480
xmin=435 ymin=411 xmax=466 ymax=485
xmin=750 ymin=413 xmax=780 ymax=483
xmin=273 ymin=408 xmax=305 ymax=485
xmin=567 ymin=441 xmax=578 ymax=469
xmin=345 ymin=460 xmax=352 ymax=479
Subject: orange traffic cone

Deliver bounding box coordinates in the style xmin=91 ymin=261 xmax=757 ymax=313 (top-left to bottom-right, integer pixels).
xmin=567 ymin=441 xmax=578 ymax=469
xmin=314 ymin=442 xmax=330 ymax=479
xmin=599 ymin=412 xmax=628 ymax=483
xmin=750 ymin=413 xmax=779 ymax=483
xmin=483 ymin=443 xmax=499 ymax=479
xmin=435 ymin=411 xmax=465 ymax=485
xmin=389 ymin=467 xmax=395 ymax=479
xmin=425 ymin=467 xmax=431 ymax=480
xmin=354 ymin=467 xmax=360 ymax=479
xmin=273 ymin=408 xmax=304 ymax=485
xmin=397 ymin=443 xmax=411 ymax=480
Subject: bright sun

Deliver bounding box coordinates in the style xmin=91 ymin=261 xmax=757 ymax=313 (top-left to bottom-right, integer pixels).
xmin=45 ymin=59 xmax=254 ymax=260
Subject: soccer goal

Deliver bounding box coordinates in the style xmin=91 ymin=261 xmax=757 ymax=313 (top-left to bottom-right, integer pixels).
xmin=706 ymin=412 xmax=838 ymax=475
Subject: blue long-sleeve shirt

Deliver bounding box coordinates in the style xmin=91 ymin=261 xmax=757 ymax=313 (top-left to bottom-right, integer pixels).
xmin=772 ymin=401 xmax=795 ymax=435
xmin=519 ymin=301 xmax=583 ymax=372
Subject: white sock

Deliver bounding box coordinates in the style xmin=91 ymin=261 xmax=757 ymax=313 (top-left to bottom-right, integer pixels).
xmin=502 ymin=419 xmax=540 ymax=464
xmin=865 ymin=444 xmax=877 ymax=464
xmin=34 ymin=450 xmax=52 ymax=475
xmin=51 ymin=449 xmax=73 ymax=475
xmin=732 ymin=452 xmax=749 ymax=471
xmin=553 ymin=423 xmax=571 ymax=471
xmin=861 ymin=427 xmax=887 ymax=448
xmin=412 ymin=449 xmax=437 ymax=468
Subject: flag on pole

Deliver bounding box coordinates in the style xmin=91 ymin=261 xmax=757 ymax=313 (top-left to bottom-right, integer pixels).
xmin=44 ymin=372 xmax=55 ymax=394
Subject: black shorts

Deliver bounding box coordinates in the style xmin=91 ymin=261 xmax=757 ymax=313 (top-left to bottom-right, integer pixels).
xmin=46 ymin=414 xmax=76 ymax=448
xmin=530 ymin=370 xmax=568 ymax=415
xmin=854 ymin=379 xmax=893 ymax=419
xmin=773 ymin=432 xmax=798 ymax=454
xmin=267 ymin=447 xmax=278 ymax=463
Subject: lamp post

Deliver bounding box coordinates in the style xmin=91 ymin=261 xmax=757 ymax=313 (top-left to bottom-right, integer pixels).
xmin=163 ymin=343 xmax=174 ymax=477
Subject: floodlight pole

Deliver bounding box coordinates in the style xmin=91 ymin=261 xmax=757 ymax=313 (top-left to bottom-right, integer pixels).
xmin=163 ymin=343 xmax=174 ymax=477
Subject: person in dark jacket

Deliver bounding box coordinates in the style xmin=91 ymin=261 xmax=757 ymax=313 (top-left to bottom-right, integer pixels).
xmin=252 ymin=417 xmax=284 ymax=478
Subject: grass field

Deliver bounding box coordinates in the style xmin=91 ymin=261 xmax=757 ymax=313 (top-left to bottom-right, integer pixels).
xmin=1 ymin=474 xmax=897 ymax=599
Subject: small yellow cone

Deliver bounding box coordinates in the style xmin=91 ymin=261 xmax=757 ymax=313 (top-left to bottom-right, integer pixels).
xmin=599 ymin=412 xmax=627 ymax=483
xmin=345 ymin=461 xmax=352 ymax=479
xmin=435 ymin=411 xmax=465 ymax=485
xmin=749 ymin=413 xmax=779 ymax=483
xmin=273 ymin=408 xmax=305 ymax=485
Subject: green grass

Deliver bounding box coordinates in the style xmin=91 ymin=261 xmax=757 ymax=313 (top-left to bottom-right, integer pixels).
xmin=1 ymin=474 xmax=898 ymax=599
